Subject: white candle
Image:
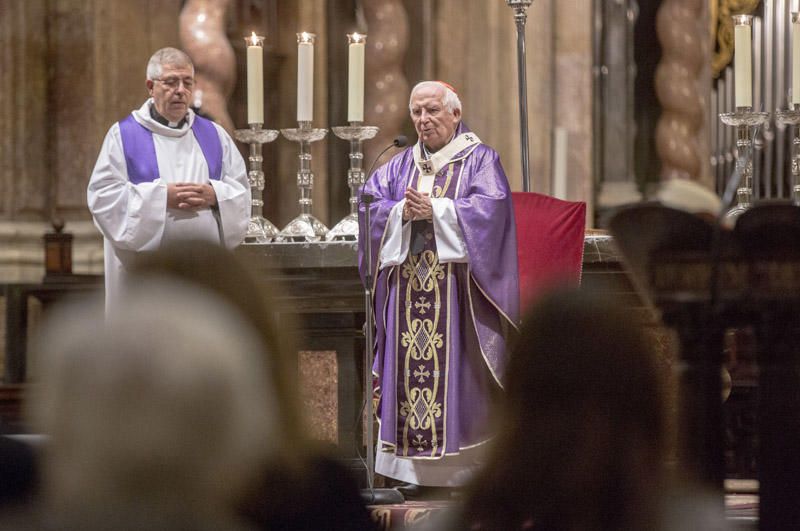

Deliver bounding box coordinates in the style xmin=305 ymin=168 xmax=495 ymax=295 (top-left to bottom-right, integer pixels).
xmin=297 ymin=32 xmax=315 ymax=122
xmin=734 ymin=15 xmax=753 ymax=109
xmin=793 ymin=13 xmax=800 ymax=106
xmin=347 ymin=33 xmax=366 ymax=123
xmin=552 ymin=127 xmax=568 ymax=200
xmin=246 ymin=33 xmax=264 ymax=124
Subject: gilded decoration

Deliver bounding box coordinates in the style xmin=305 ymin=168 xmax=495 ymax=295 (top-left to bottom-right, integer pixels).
xmin=711 ymin=0 xmax=760 ymax=78
xmin=394 ymin=160 xmax=462 ymax=457
xmin=400 ymin=249 xmax=447 ymax=456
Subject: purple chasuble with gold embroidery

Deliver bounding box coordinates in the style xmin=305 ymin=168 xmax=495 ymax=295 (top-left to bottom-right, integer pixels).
xmin=358 ymin=123 xmax=519 ymax=460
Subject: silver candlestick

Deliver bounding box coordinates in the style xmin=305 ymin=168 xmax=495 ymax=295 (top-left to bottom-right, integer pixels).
xmin=719 ymin=108 xmax=768 ymax=222
xmin=278 ymin=121 xmax=329 ymax=241
xmin=776 ymin=104 xmax=800 ymax=205
xmin=233 ymin=124 xmax=280 ymax=243
xmin=507 ymin=0 xmax=533 ymax=192
xmin=327 ymin=123 xmax=379 ymax=241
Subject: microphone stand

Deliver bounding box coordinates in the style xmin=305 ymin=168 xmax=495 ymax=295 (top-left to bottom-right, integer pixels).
xmin=358 ymin=141 xmax=406 ymax=506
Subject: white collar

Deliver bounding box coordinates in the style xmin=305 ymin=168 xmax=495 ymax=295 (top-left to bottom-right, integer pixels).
xmin=413 ymin=130 xmax=481 ymax=177
xmin=130 ymin=99 xmax=196 ymax=138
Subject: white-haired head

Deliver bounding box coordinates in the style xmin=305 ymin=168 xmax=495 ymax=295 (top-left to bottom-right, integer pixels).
xmin=146 ymin=47 xmax=194 ymax=81
xmin=29 ymin=278 xmax=275 ymax=517
xmin=409 ymin=81 xmax=462 ymax=114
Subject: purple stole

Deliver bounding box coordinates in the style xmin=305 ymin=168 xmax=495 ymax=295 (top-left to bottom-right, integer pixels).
xmin=395 ymin=158 xmax=464 ymax=458
xmin=118 ymin=114 xmax=222 ymax=184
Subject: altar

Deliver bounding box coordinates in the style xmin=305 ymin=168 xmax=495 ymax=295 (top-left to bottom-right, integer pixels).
xmin=1 ymin=235 xmax=626 ymax=452
xmin=234 ymin=233 xmax=627 ymax=456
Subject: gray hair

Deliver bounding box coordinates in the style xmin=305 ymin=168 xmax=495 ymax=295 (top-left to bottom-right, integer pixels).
xmin=409 ymin=81 xmax=462 ymax=114
xmin=29 ymin=279 xmax=275 ymax=513
xmin=146 ymin=47 xmax=194 ymax=80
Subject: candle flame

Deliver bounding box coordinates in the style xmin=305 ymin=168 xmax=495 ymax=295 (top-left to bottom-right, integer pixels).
xmin=250 ymin=32 xmax=259 ymax=45
xmin=301 ymin=32 xmax=311 ymax=42
xmin=349 ymin=32 xmax=364 ymax=43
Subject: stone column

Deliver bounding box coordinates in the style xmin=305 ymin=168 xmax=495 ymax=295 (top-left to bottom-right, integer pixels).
xmin=0 ymin=1 xmax=49 ymax=227
xmin=180 ymin=0 xmax=237 ymax=133
xmin=596 ymin=0 xmax=642 ymax=210
xmin=655 ymin=0 xmax=711 ymax=184
xmin=363 ymin=0 xmax=410 ymax=171
xmin=553 ymin=0 xmax=594 ymax=220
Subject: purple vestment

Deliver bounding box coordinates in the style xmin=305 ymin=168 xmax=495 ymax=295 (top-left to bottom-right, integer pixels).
xmin=119 ymin=114 xmax=223 ymax=184
xmin=358 ymin=123 xmax=519 ymax=459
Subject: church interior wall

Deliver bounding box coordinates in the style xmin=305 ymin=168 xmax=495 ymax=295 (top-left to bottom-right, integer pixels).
xmin=0 ymin=0 xmax=185 ymax=282
xmin=0 ymin=0 xmax=597 ymax=283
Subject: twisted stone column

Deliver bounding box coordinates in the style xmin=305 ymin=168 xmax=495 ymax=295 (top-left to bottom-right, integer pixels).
xmin=363 ymin=0 xmax=410 ymax=168
xmin=655 ymin=0 xmax=708 ymax=182
xmin=179 ymin=0 xmax=236 ymax=133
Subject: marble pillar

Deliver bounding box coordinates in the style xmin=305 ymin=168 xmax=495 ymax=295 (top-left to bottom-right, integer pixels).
xmin=553 ymin=0 xmax=594 ymax=220
xmin=655 ymin=0 xmax=711 ymax=185
xmin=363 ymin=0 xmax=410 ymax=171
xmin=595 ymin=0 xmax=643 ymax=210
xmin=0 ymin=0 xmax=50 ymax=226
xmin=179 ymin=0 xmax=237 ymax=133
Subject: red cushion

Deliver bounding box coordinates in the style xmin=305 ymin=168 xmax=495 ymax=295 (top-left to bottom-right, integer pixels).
xmin=512 ymin=192 xmax=586 ymax=311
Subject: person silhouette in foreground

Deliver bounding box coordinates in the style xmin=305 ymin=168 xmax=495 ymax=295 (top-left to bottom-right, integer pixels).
xmin=11 ymin=279 xmax=274 ymax=531
xmin=130 ymin=242 xmax=377 ymax=531
xmin=445 ymin=289 xmax=729 ymax=531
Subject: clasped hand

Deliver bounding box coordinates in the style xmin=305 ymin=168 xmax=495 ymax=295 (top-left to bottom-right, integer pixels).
xmin=167 ymin=183 xmax=217 ymax=210
xmin=403 ymin=187 xmax=432 ymax=221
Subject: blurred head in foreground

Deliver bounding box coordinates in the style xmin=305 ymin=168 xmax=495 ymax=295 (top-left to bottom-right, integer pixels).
xmin=463 ymin=289 xmax=667 ymax=531
xmin=126 ymin=243 xmax=376 ymax=531
xmin=28 ymin=279 xmax=275 ymax=529
xmin=127 ymin=241 xmax=305 ymax=451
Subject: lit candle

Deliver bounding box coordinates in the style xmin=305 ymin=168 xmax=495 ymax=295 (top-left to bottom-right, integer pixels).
xmin=246 ymin=33 xmax=264 ymax=124
xmin=733 ymin=15 xmax=753 ymax=109
xmin=793 ymin=12 xmax=800 ymax=106
xmin=347 ymin=33 xmax=366 ymax=123
xmin=297 ymin=32 xmax=315 ymax=122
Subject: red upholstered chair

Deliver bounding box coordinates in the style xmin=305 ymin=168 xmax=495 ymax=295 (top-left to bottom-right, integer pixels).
xmin=512 ymin=192 xmax=586 ymax=312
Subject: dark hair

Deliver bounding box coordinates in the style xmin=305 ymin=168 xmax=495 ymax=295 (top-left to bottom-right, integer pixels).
xmin=462 ymin=289 xmax=667 ymax=531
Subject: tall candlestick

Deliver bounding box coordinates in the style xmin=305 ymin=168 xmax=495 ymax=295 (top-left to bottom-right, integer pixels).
xmin=734 ymin=15 xmax=753 ymax=109
xmin=347 ymin=33 xmax=366 ymax=123
xmin=297 ymin=32 xmax=315 ymax=122
xmin=793 ymin=13 xmax=800 ymax=106
xmin=246 ymin=33 xmax=264 ymax=124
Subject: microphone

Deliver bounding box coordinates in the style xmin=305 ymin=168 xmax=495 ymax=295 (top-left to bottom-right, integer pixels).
xmin=361 ymin=135 xmax=409 ymax=205
xmin=393 ymin=135 xmax=409 ymax=147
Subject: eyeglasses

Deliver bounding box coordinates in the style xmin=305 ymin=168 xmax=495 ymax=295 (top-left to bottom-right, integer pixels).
xmin=153 ymin=77 xmax=195 ymax=90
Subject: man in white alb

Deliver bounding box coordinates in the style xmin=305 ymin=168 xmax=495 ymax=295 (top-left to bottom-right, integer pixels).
xmin=87 ymin=47 xmax=250 ymax=309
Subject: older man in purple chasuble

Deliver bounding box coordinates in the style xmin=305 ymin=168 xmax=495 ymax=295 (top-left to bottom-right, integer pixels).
xmin=358 ymin=81 xmax=520 ymax=490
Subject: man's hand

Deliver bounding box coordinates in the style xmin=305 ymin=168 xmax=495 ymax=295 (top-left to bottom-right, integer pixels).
xmin=404 ymin=187 xmax=433 ymax=220
xmin=167 ymin=183 xmax=218 ymax=210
